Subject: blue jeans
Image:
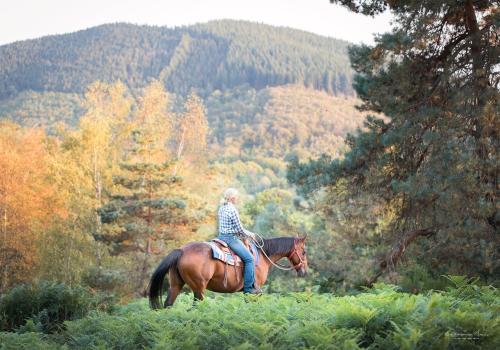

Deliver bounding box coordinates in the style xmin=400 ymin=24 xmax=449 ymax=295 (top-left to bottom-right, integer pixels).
xmin=218 ymin=234 xmax=255 ymax=292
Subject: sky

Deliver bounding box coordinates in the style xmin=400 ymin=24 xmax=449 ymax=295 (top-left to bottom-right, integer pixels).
xmin=1 ymin=0 xmax=393 ymax=46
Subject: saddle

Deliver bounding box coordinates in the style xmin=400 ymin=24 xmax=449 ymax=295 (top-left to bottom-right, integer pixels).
xmin=206 ymin=238 xmax=260 ymax=267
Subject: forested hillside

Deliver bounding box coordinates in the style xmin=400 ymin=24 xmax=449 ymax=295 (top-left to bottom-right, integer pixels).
xmin=0 ymin=90 xmax=84 ymax=127
xmin=0 ymin=20 xmax=360 ymax=170
xmin=207 ymin=84 xmax=368 ymax=158
xmin=0 ymin=20 xmax=353 ymax=99
xmin=0 ymin=84 xmax=368 ymax=160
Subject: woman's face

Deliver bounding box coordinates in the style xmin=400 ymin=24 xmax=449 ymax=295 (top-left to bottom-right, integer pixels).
xmin=229 ymin=195 xmax=238 ymax=204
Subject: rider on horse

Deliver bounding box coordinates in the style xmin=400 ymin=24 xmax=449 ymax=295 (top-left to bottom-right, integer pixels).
xmin=217 ymin=188 xmax=262 ymax=295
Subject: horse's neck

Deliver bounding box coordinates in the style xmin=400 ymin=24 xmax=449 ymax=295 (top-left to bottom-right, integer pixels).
xmin=270 ymin=251 xmax=290 ymax=263
xmin=259 ymin=250 xmax=290 ymax=267
xmin=255 ymin=250 xmax=286 ymax=286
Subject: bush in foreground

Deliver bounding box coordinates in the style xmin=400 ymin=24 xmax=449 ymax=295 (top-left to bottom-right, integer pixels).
xmin=0 ymin=281 xmax=115 ymax=333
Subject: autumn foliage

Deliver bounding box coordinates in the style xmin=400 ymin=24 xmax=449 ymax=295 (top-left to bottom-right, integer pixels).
xmin=0 ymin=123 xmax=66 ymax=289
xmin=0 ymin=81 xmax=211 ymax=294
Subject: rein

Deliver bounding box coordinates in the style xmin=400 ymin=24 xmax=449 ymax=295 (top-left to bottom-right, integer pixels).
xmin=252 ymin=233 xmax=305 ymax=271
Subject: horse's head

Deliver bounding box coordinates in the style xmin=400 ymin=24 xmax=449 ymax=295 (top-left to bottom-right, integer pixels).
xmin=289 ymin=235 xmax=308 ymax=277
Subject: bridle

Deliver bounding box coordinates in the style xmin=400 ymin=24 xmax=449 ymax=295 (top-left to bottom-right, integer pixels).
xmin=287 ymin=240 xmax=306 ymax=268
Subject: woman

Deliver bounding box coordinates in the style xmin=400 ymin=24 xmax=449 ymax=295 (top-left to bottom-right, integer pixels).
xmin=217 ymin=188 xmax=262 ymax=294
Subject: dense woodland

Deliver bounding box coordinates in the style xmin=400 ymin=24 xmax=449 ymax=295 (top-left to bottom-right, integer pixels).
xmin=0 ymin=2 xmax=498 ymax=348
xmin=0 ymin=20 xmax=354 ymax=99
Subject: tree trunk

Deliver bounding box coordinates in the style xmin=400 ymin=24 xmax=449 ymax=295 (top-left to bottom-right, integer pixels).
xmin=366 ymin=228 xmax=436 ymax=287
xmin=463 ymin=0 xmax=497 ymax=227
xmin=93 ymin=147 xmax=103 ymax=267
xmin=173 ymin=127 xmax=186 ymax=176
xmin=1 ymin=206 xmax=8 ymax=291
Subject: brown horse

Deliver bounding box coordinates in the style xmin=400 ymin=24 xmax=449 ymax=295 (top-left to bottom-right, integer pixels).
xmin=148 ymin=236 xmax=308 ymax=309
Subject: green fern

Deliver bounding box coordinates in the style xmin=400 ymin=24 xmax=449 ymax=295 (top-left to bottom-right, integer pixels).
xmin=1 ymin=284 xmax=498 ymax=349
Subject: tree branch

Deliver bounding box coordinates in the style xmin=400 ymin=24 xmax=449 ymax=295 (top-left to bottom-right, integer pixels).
xmin=366 ymin=228 xmax=436 ymax=287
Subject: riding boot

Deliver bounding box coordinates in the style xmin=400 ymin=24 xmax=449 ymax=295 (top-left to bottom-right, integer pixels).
xmin=244 ymin=287 xmax=262 ymax=295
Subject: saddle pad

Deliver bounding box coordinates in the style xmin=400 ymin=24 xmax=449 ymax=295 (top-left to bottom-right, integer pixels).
xmin=206 ymin=240 xmax=260 ymax=266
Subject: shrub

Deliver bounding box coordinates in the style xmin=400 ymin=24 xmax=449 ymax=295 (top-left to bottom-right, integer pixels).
xmin=0 ymin=281 xmax=115 ymax=333
xmin=0 ymin=331 xmax=62 ymax=350
xmin=398 ymin=263 xmax=449 ymax=293
xmin=82 ymin=267 xmax=128 ymax=296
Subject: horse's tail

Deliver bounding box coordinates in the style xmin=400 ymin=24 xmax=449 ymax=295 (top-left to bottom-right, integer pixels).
xmin=148 ymin=249 xmax=184 ymax=309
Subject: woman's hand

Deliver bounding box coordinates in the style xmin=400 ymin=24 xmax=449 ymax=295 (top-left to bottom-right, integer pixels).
xmin=244 ymin=230 xmax=256 ymax=240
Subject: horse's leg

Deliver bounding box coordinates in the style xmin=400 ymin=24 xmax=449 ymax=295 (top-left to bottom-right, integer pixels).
xmin=184 ymin=271 xmax=209 ymax=305
xmin=177 ymin=244 xmax=215 ymax=305
xmin=190 ymin=274 xmax=207 ymax=304
xmin=193 ymin=290 xmax=204 ymax=302
xmin=164 ymin=268 xmax=185 ymax=308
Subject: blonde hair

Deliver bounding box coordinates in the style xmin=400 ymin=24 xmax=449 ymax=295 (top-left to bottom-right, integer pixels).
xmin=220 ymin=188 xmax=238 ymax=205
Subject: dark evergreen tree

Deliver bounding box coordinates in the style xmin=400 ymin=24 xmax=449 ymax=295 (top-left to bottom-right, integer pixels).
xmin=98 ymin=161 xmax=185 ymax=254
xmin=288 ymin=0 xmax=499 ymax=282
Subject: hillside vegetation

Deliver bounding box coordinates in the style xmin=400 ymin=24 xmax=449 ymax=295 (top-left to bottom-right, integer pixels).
xmin=207 ymin=85 xmax=369 ymax=159
xmin=0 ymin=84 xmax=369 ymax=160
xmin=0 ymin=20 xmax=353 ymax=99
xmin=0 ymin=90 xmax=83 ymax=127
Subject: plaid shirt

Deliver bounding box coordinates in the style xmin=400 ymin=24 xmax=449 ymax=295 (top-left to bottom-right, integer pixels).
xmin=218 ymin=203 xmax=245 ymax=236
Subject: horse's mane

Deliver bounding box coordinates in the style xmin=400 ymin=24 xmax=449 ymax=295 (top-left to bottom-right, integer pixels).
xmin=262 ymin=237 xmax=295 ymax=256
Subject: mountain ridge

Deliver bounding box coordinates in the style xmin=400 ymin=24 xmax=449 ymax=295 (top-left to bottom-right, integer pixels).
xmin=1 ymin=19 xmax=351 ymax=48
xmin=0 ymin=20 xmax=354 ymax=99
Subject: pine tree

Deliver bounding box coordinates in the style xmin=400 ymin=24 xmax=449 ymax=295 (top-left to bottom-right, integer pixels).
xmin=289 ymin=1 xmax=499 ymax=281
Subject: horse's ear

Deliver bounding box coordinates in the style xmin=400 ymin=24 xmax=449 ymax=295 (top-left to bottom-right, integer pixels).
xmin=300 ymin=234 xmax=307 ymax=242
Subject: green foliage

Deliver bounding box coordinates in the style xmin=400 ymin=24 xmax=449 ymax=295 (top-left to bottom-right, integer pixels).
xmin=442 ymin=275 xmax=498 ymax=306
xmin=0 ymin=90 xmax=83 ymax=128
xmin=398 ymin=264 xmax=449 ymax=293
xmin=0 ymin=281 xmax=115 ymax=333
xmin=0 ymin=332 xmax=63 ymax=350
xmin=0 ymin=20 xmax=353 ymax=100
xmin=288 ymin=0 xmax=499 ymax=282
xmin=207 ymin=85 xmax=365 ymax=159
xmin=1 ymin=285 xmax=497 ymax=349
xmin=81 ymin=267 xmax=128 ymax=295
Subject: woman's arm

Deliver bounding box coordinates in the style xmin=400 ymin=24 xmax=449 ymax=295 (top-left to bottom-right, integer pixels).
xmin=230 ymin=207 xmax=246 ymax=236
